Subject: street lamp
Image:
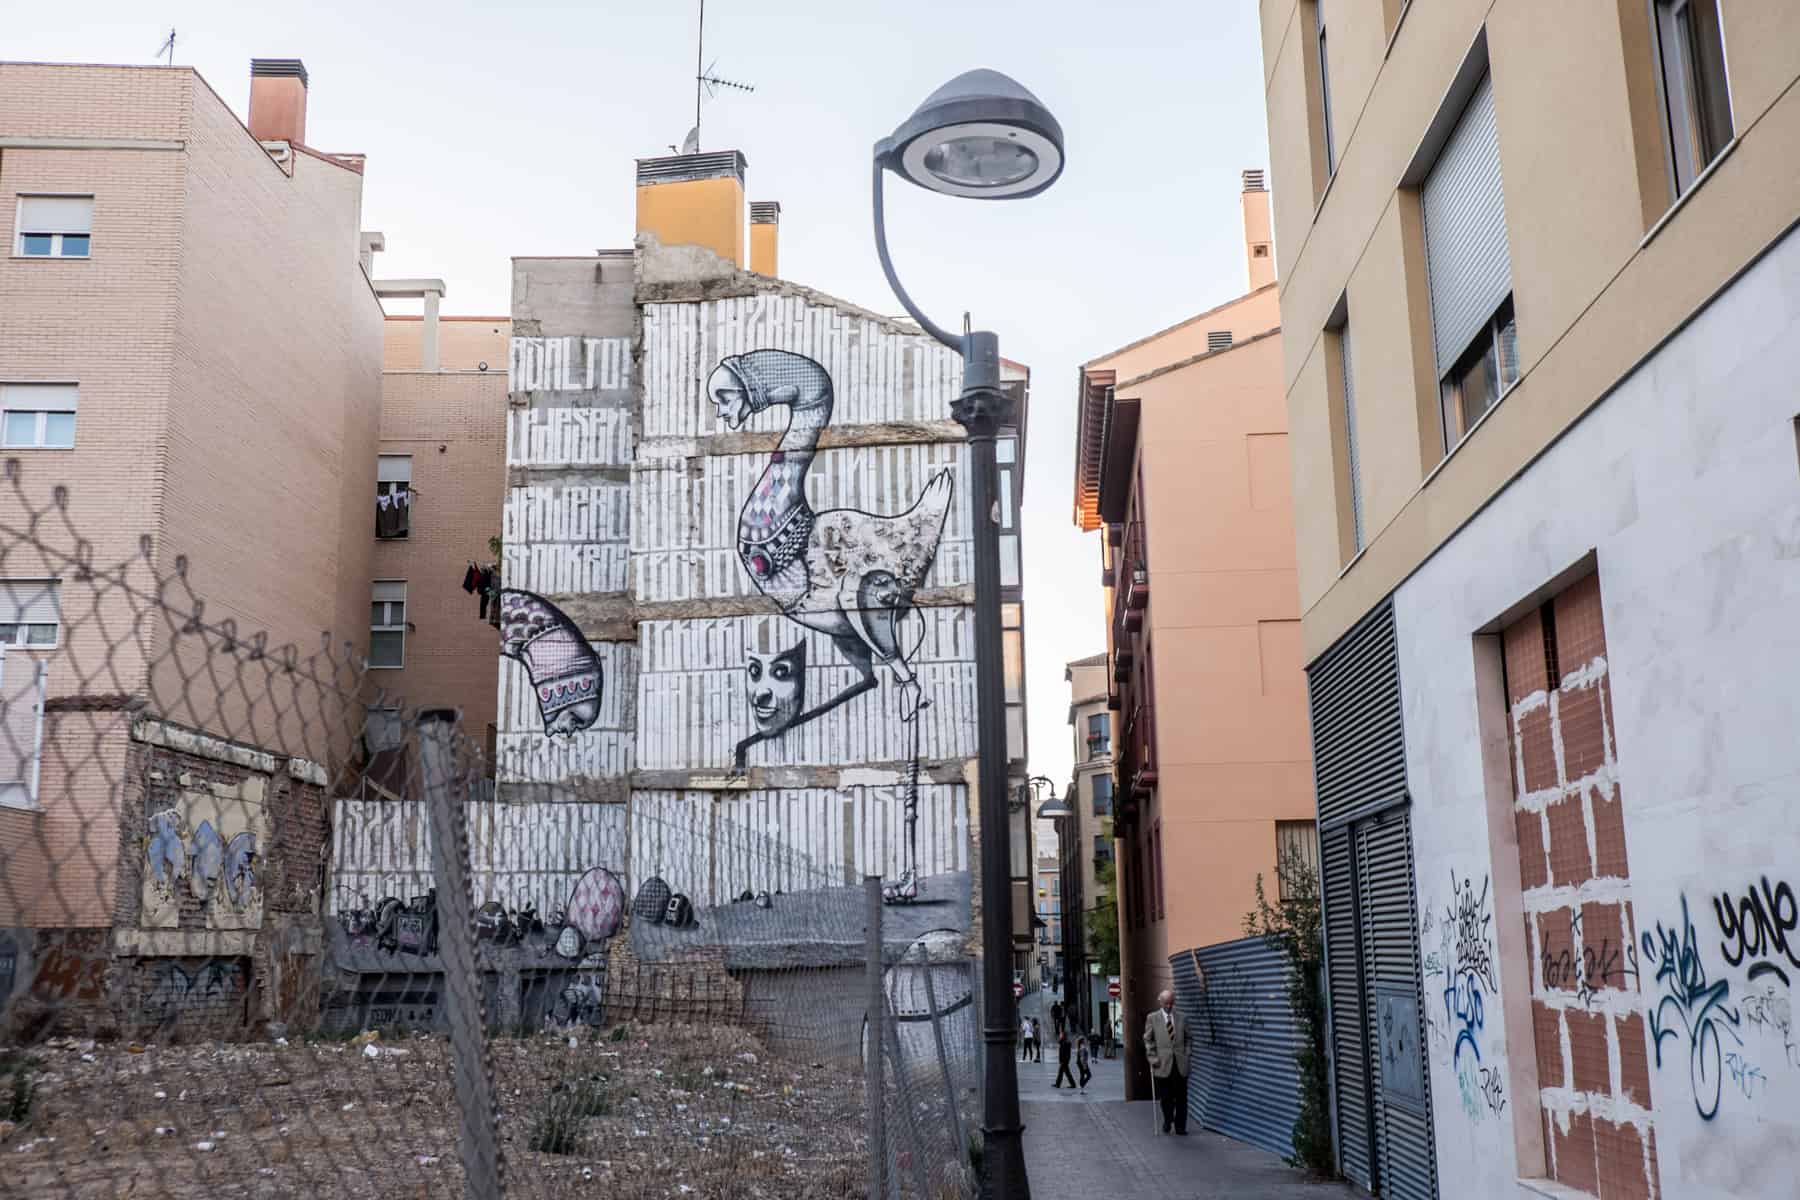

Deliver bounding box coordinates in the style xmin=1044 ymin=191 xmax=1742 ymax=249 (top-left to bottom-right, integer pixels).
xmin=1028 ymin=776 xmax=1072 ymax=822
xmin=872 ymin=68 xmax=1065 ymax=1200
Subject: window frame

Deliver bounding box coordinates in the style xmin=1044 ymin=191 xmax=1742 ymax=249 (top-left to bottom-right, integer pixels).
xmin=1438 ymin=296 xmax=1519 ymax=455
xmin=14 ymin=195 xmax=94 ymax=259
xmin=1339 ymin=321 xmax=1365 ymax=554
xmin=1315 ymin=0 xmax=1337 ymax=178
xmin=0 ymin=579 xmax=62 ymax=651
xmin=1091 ymin=774 xmax=1113 ymax=816
xmin=1085 ymin=712 xmax=1110 ymax=758
xmin=369 ymin=581 xmax=407 ymax=670
xmin=0 ymin=384 xmax=78 ymax=451
xmin=1651 ymin=0 xmax=1735 ymax=200
xmin=0 ymin=650 xmax=49 ymax=811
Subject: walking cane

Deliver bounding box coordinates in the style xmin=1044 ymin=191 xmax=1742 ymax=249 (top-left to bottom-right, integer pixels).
xmin=1149 ymin=1067 xmax=1160 ymax=1136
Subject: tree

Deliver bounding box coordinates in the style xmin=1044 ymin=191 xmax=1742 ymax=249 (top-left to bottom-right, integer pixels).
xmin=1244 ymin=844 xmax=1335 ymax=1176
xmin=1087 ymin=859 xmax=1121 ymax=977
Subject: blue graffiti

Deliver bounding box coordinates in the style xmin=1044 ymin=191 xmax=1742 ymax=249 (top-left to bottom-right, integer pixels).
xmin=1443 ymin=871 xmax=1496 ymax=1066
xmin=1723 ymin=1052 xmax=1765 ymax=1101
xmin=1643 ymin=896 xmax=1742 ymax=1121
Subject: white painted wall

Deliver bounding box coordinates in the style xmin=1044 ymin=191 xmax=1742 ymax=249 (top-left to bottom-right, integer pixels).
xmin=1393 ymin=229 xmax=1800 ymax=1197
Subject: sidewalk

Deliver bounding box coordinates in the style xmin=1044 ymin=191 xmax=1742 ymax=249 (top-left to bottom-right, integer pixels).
xmin=1014 ymin=998 xmax=1356 ymax=1198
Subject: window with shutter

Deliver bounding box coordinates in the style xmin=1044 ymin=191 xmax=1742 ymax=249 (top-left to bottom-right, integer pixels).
xmin=15 ymin=195 xmax=93 ymax=257
xmin=1 ymin=384 xmax=78 ymax=450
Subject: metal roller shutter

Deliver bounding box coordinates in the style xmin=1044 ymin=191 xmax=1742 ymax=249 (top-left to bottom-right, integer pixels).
xmin=1421 ymin=73 xmax=1511 ymax=373
xmin=1322 ymin=826 xmax=1373 ymax=1190
xmin=1360 ymin=813 xmax=1437 ymax=1200
xmin=1308 ymin=602 xmax=1405 ymax=828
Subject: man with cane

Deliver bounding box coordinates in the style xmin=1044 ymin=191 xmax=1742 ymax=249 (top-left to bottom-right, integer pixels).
xmin=1143 ymin=988 xmax=1191 ymax=1135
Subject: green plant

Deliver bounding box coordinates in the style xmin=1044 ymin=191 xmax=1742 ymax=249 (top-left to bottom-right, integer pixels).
xmin=1087 ymin=859 xmax=1121 ymax=977
xmin=2 ymin=1055 xmax=38 ymax=1123
xmin=1243 ymin=844 xmax=1335 ymax=1176
xmin=965 ymin=1131 xmax=983 ymax=1178
xmin=565 ymin=1078 xmax=611 ymax=1118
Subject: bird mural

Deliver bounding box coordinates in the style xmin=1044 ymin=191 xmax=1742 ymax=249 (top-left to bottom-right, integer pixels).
xmin=707 ymin=348 xmax=954 ymax=902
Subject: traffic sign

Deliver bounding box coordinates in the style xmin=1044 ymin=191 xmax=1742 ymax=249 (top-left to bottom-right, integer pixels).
xmin=1107 ymin=979 xmax=1121 ymax=999
xmin=1013 ymin=981 xmax=1024 ymax=999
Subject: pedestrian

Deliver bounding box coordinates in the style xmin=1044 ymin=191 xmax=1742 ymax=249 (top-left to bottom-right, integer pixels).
xmin=1077 ymin=1035 xmax=1092 ymax=1091
xmin=1142 ymin=988 xmax=1192 ymax=1135
xmin=1053 ymin=1029 xmax=1077 ymax=1089
xmin=1050 ymin=998 xmax=1065 ymax=1037
xmin=1032 ymin=1017 xmax=1044 ymax=1063
xmin=1019 ymin=1011 xmax=1034 ymax=1061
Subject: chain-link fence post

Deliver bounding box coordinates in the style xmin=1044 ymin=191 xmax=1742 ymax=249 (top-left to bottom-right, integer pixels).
xmin=420 ymin=710 xmax=504 ymax=1199
xmin=865 ymin=875 xmax=885 ymax=1200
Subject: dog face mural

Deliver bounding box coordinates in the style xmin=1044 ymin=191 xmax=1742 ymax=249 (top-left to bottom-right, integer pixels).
xmin=745 ymin=641 xmax=806 ymax=736
xmin=498 ymin=589 xmax=603 ymax=736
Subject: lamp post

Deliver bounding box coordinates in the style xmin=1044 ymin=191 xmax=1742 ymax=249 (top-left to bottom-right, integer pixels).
xmin=871 ymin=68 xmax=1064 ymax=1200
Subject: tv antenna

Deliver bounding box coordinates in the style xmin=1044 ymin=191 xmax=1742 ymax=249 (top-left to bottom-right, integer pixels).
xmin=683 ymin=0 xmax=753 ymax=154
xmin=156 ymin=28 xmax=177 ymax=67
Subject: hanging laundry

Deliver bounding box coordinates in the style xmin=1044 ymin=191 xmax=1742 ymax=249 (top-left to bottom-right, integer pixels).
xmin=477 ymin=567 xmax=494 ymax=619
xmin=391 ymin=488 xmax=411 ymax=539
xmin=375 ymin=492 xmax=395 ymax=539
xmin=462 ymin=564 xmax=480 ymax=594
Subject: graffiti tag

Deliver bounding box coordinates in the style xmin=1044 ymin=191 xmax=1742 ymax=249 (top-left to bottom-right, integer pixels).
xmin=1723 ymin=1051 xmax=1765 ymax=1100
xmin=1643 ymin=896 xmax=1743 ymax=1120
xmin=1740 ymin=984 xmax=1799 ymax=1069
xmin=1443 ymin=871 xmax=1496 ymax=1066
xmin=1478 ymin=1066 xmax=1507 ymax=1116
xmin=1541 ymin=907 xmax=1638 ymax=1008
xmin=1714 ymin=876 xmax=1800 ymax=987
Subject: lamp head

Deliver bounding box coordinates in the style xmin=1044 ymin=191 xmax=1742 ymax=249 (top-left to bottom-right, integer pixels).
xmin=878 ymin=68 xmax=1064 ymax=200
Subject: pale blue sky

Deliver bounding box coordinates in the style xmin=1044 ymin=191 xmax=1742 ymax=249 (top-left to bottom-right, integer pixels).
xmin=11 ymin=0 xmax=1273 ymax=790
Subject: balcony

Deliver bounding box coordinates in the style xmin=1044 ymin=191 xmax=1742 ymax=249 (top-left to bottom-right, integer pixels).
xmin=1112 ymin=645 xmax=1134 ymax=683
xmin=1122 ymin=520 xmax=1148 ymax=617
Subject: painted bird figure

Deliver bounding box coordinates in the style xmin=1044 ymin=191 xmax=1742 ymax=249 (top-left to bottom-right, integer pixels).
xmin=707 ymin=349 xmax=955 ymax=757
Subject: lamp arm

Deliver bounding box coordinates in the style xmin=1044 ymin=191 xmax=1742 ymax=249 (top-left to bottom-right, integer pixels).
xmin=871 ymin=156 xmax=961 ymax=353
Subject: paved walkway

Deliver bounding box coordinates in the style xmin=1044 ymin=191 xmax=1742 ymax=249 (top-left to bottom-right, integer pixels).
xmin=1015 ymin=991 xmax=1356 ymax=1199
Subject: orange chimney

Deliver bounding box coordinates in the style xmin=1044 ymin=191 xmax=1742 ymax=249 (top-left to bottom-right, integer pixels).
xmin=635 ymin=151 xmax=748 ymax=267
xmin=1241 ymin=168 xmax=1274 ymax=290
xmin=749 ymin=201 xmax=780 ymax=276
xmin=249 ymin=58 xmax=308 ymax=145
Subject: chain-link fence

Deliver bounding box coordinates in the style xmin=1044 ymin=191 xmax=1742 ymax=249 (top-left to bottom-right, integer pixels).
xmin=0 ymin=467 xmax=977 ymax=1199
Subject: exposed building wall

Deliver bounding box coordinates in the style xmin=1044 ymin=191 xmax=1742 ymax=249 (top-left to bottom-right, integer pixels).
xmin=1392 ymin=228 xmax=1800 ymax=1199
xmin=382 ymin=315 xmax=509 ymax=371
xmin=1084 ymin=284 xmax=1279 ymax=388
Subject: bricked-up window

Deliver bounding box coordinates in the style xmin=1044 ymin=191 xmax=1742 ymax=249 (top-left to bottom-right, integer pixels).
xmin=376 ymin=455 xmax=412 ymax=540
xmin=0 ymin=580 xmax=60 ymax=649
xmin=369 ymin=581 xmax=406 ymax=669
xmin=1503 ymin=572 xmax=1658 ymax=1195
xmin=14 ymin=195 xmax=92 ymax=257
xmin=1 ymin=384 xmax=77 ymax=450
xmin=1654 ymin=0 xmax=1734 ymax=198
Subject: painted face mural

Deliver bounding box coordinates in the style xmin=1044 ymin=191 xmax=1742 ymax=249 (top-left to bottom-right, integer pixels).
xmin=498 ymin=589 xmax=603 ymax=736
xmin=745 ymin=642 xmax=806 ymax=735
xmin=711 ymin=348 xmax=953 ymax=904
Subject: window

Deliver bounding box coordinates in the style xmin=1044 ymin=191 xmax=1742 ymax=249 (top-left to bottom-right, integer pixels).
xmin=0 ymin=651 xmax=48 ymax=810
xmin=1339 ymin=323 xmax=1365 ymax=553
xmin=1 ymin=384 xmax=77 ymax=450
xmin=15 ymin=196 xmax=92 ymax=257
xmin=1439 ymin=298 xmax=1519 ymax=450
xmin=1421 ymin=73 xmax=1514 ymax=456
xmin=1085 ymin=713 xmax=1110 ymax=758
xmin=0 ymin=580 xmax=60 ymax=649
xmin=1051 ymin=878 xmax=1060 ymax=897
xmin=1315 ymin=0 xmax=1337 ymax=176
xmin=1654 ymin=0 xmax=1733 ymax=197
xmin=369 ymin=581 xmax=406 ymax=668
xmin=376 ymin=455 xmax=412 ymax=540
xmin=1092 ymin=774 xmax=1113 ymax=817
xmin=1276 ymin=820 xmax=1321 ymax=901
xmin=1094 ymin=834 xmax=1112 ymax=863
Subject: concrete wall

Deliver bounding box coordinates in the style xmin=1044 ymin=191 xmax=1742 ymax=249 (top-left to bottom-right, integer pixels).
xmin=1260 ymin=0 xmax=1800 ymax=661
xmin=1393 ymin=228 xmax=1800 ymax=1199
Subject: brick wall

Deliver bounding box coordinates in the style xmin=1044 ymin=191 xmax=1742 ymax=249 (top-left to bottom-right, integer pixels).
xmin=1504 ymin=573 xmax=1658 ymax=1200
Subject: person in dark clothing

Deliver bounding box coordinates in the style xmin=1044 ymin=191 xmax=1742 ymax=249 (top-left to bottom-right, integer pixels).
xmin=1050 ymin=999 xmax=1065 ymax=1037
xmin=1076 ymin=1036 xmax=1092 ymax=1090
xmin=1052 ymin=1030 xmax=1077 ymax=1089
xmin=1031 ymin=1017 xmax=1044 ymax=1063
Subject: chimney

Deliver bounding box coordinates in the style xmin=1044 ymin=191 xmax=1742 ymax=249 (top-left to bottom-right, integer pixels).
xmin=249 ymin=58 xmax=309 ymax=145
xmin=749 ymin=201 xmax=780 ymax=276
xmin=1241 ymin=168 xmax=1275 ymax=290
xmin=634 ymin=150 xmax=748 ymax=267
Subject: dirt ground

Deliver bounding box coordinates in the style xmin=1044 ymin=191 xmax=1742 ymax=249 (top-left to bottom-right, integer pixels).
xmin=0 ymin=1023 xmax=875 ymax=1199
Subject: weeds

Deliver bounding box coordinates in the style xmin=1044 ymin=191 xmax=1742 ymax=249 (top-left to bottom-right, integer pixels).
xmin=2 ymin=1054 xmax=38 ymax=1123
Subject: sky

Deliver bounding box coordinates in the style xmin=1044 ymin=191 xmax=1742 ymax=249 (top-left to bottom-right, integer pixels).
xmin=11 ymin=0 xmax=1273 ymax=791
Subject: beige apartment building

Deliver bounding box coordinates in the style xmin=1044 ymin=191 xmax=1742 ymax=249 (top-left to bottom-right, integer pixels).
xmin=1260 ymin=2 xmax=1800 ymax=1196
xmin=1071 ymin=172 xmax=1315 ymax=1098
xmin=1056 ymin=651 xmax=1117 ymax=1037
xmin=0 ymin=57 xmax=501 ymax=1041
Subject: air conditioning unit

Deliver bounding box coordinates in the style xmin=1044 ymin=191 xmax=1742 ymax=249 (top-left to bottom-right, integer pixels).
xmin=260 ymin=139 xmax=291 ymax=164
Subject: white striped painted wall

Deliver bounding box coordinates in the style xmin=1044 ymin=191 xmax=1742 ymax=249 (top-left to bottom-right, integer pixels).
xmin=641 ymin=297 xmax=964 ymax=441
xmin=635 ymin=609 xmax=978 ymax=770
xmin=502 ymin=481 xmax=631 ymax=596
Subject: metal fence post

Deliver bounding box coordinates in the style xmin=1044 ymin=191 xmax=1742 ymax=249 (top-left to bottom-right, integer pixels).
xmin=866 ymin=875 xmax=886 ymax=1200
xmin=420 ymin=711 xmax=503 ymax=1200
xmin=921 ymin=962 xmax=968 ymax=1178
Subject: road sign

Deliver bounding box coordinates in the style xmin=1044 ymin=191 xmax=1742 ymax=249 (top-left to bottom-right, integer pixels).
xmin=1013 ymin=981 xmax=1024 ymax=999
xmin=1107 ymin=979 xmax=1121 ymax=999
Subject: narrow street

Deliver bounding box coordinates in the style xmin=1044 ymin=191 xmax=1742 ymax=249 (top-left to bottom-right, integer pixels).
xmin=1016 ymin=992 xmax=1356 ymax=1198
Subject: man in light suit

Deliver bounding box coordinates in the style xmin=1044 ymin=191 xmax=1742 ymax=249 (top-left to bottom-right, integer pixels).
xmin=1143 ymin=988 xmax=1192 ymax=1135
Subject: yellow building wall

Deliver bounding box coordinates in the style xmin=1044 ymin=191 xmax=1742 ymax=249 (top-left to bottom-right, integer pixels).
xmin=636 ymin=176 xmax=745 ymax=267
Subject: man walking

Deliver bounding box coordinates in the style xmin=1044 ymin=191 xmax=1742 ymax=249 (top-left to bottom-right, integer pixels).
xmin=1053 ymin=1029 xmax=1078 ymax=1089
xmin=1050 ymin=998 xmax=1065 ymax=1038
xmin=1142 ymin=989 xmax=1192 ymax=1135
xmin=1076 ymin=1035 xmax=1092 ymax=1091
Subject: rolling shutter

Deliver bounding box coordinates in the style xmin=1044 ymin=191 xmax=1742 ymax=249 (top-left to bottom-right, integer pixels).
xmin=1308 ymin=601 xmax=1405 ymax=828
xmin=1322 ymin=825 xmax=1373 ymax=1189
xmin=1421 ymin=74 xmax=1510 ymax=374
xmin=18 ymin=196 xmax=93 ymax=235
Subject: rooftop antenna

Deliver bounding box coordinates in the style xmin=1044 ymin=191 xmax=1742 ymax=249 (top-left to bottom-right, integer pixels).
xmin=156 ymin=27 xmax=177 ymax=67
xmin=685 ymin=0 xmax=753 ymax=154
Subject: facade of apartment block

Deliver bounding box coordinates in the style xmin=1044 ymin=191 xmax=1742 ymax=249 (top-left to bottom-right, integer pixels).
xmin=1057 ymin=651 xmax=1117 ymax=1038
xmin=1261 ymin=2 xmax=1800 ymax=1196
xmin=0 ymin=60 xmax=381 ymax=1036
xmin=1070 ymin=173 xmax=1316 ymax=1098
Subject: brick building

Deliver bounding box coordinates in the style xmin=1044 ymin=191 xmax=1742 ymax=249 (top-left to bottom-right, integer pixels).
xmin=0 ymin=58 xmax=494 ymax=1039
xmin=1258 ymin=3 xmax=1800 ymax=1196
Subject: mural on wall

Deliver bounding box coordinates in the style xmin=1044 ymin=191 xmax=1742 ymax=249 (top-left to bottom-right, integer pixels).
xmin=499 ymin=589 xmax=603 ymax=736
xmin=707 ymin=349 xmax=954 ymax=903
xmin=140 ymin=779 xmax=267 ymax=930
xmin=739 ymin=639 xmax=807 ymax=757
